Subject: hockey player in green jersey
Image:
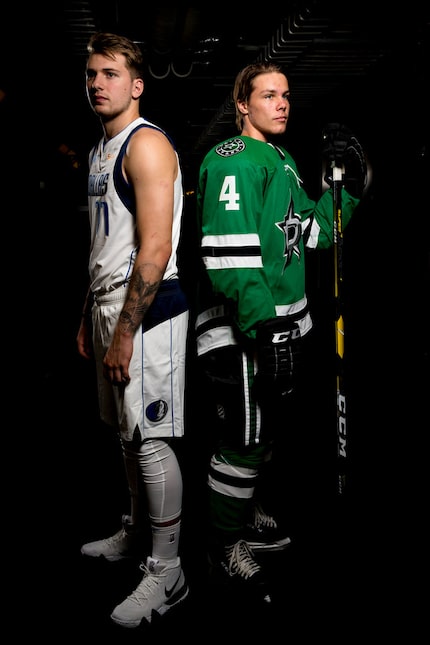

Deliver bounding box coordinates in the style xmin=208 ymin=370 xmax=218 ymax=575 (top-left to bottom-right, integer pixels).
xmin=195 ymin=62 xmax=368 ymax=599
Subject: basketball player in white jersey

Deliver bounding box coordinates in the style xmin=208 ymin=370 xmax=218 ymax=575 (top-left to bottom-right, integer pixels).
xmin=76 ymin=32 xmax=189 ymax=628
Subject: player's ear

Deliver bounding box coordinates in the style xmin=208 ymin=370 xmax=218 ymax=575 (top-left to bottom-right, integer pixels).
xmin=132 ymin=78 xmax=144 ymax=98
xmin=237 ymin=99 xmax=248 ymax=118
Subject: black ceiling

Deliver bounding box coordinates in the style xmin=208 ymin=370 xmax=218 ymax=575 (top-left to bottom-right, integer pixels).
xmin=33 ymin=1 xmax=428 ymax=187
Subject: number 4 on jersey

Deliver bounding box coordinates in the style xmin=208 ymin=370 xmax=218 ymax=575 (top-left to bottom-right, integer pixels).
xmin=219 ymin=175 xmax=240 ymax=210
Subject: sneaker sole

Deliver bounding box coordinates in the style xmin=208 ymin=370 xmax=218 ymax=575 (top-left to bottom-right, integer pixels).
xmin=80 ymin=550 xmax=134 ymax=562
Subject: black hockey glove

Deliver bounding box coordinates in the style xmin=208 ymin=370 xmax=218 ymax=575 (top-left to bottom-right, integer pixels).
xmin=322 ymin=123 xmax=368 ymax=198
xmin=253 ymin=317 xmax=302 ymax=403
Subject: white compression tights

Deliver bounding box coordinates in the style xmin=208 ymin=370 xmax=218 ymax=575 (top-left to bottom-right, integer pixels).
xmin=122 ymin=438 xmax=183 ymax=562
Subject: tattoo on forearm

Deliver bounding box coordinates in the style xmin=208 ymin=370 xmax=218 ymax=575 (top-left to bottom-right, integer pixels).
xmin=118 ymin=269 xmax=161 ymax=334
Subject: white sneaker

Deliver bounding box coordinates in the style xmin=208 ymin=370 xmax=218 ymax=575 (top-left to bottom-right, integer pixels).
xmin=80 ymin=515 xmax=139 ymax=562
xmin=110 ymin=556 xmax=189 ymax=627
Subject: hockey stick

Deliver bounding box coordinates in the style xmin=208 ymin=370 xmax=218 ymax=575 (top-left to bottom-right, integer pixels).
xmin=332 ymin=163 xmax=347 ymax=496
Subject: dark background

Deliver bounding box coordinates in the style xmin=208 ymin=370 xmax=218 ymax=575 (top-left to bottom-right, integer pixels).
xmin=18 ymin=1 xmax=429 ymax=638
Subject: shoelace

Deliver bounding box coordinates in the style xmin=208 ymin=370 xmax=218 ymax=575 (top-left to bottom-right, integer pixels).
xmin=127 ymin=562 xmax=164 ymax=605
xmin=102 ymin=525 xmax=137 ymax=551
xmin=253 ymin=503 xmax=277 ymax=530
xmin=226 ymin=541 xmax=261 ymax=579
xmin=104 ymin=528 xmax=129 ymax=547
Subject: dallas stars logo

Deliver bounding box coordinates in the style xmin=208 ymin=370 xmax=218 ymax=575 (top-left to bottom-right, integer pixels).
xmin=215 ymin=138 xmax=246 ymax=157
xmin=275 ymin=197 xmax=301 ymax=270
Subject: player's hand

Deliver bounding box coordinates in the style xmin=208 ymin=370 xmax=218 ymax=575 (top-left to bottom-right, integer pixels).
xmin=76 ymin=317 xmax=93 ymax=360
xmin=252 ymin=317 xmax=302 ymax=403
xmin=322 ymin=123 xmax=368 ymax=198
xmin=102 ymin=331 xmax=133 ymax=386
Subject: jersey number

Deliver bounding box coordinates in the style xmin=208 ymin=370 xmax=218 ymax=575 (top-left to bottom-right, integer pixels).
xmin=219 ymin=175 xmax=240 ymax=211
xmin=96 ymin=200 xmax=109 ymax=235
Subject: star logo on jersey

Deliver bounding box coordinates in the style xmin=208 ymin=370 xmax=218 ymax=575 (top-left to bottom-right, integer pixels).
xmin=215 ymin=138 xmax=246 ymax=157
xmin=275 ymin=197 xmax=301 ymax=270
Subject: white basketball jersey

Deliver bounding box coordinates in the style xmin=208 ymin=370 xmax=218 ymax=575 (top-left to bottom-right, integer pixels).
xmin=87 ymin=117 xmax=184 ymax=296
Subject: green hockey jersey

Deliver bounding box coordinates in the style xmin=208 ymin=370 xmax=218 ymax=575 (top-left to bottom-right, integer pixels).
xmin=195 ymin=135 xmax=359 ymax=356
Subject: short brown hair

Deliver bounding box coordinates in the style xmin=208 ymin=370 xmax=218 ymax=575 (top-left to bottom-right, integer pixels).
xmin=87 ymin=32 xmax=144 ymax=80
xmin=233 ymin=62 xmax=285 ymax=130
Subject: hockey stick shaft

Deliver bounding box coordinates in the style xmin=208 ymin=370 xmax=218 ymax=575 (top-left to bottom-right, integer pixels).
xmin=333 ymin=164 xmax=347 ymax=495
